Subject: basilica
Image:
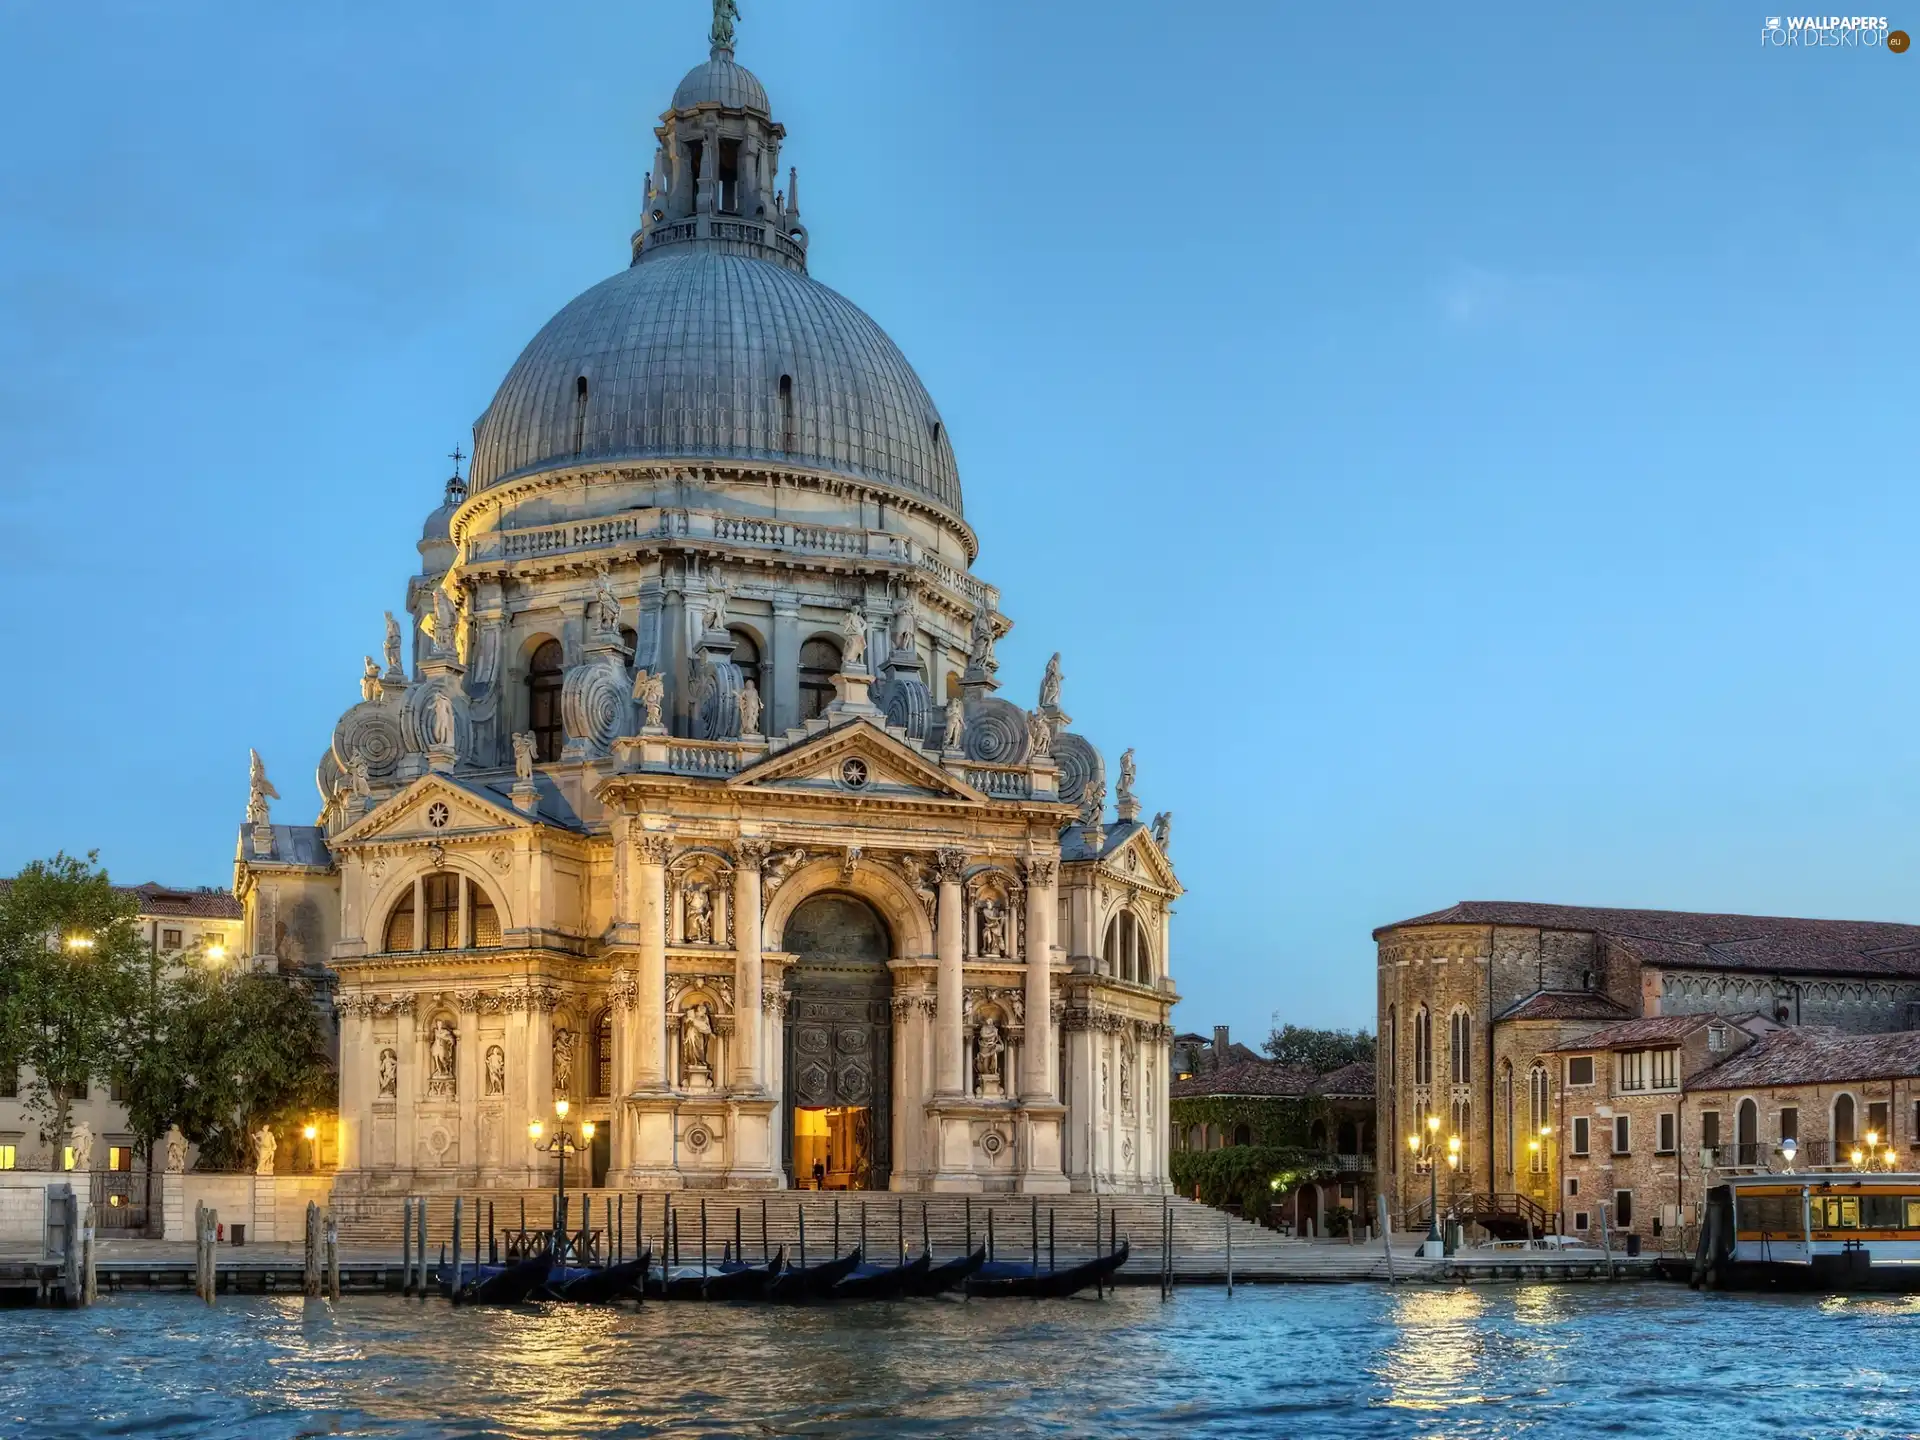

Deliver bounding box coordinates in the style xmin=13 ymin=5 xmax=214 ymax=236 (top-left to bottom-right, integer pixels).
xmin=234 ymin=11 xmax=1179 ymax=1196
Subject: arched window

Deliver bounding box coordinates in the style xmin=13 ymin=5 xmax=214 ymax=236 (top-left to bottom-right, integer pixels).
xmin=730 ymin=628 xmax=762 ymax=728
xmin=1739 ymin=1097 xmax=1761 ymax=1165
xmin=798 ymin=637 xmax=840 ymax=722
xmin=1413 ymin=1007 xmax=1432 ymax=1087
xmin=778 ymin=374 xmax=795 ymax=451
xmin=1833 ymin=1093 xmax=1856 ymax=1149
xmin=1451 ymin=1098 xmax=1472 ymax=1167
xmin=528 ymin=639 xmax=565 ymax=761
xmin=1336 ymin=1119 xmax=1359 ymax=1153
xmin=1528 ymin=1064 xmax=1550 ymax=1173
xmin=380 ymin=875 xmax=503 ymax=954
xmin=383 ymin=890 xmax=415 ymax=952
xmin=929 ymin=419 xmax=943 ymax=449
xmin=1500 ymin=1060 xmax=1515 ymax=1177
xmin=1386 ymin=1005 xmax=1398 ymax=1172
xmin=1102 ymin=911 xmax=1151 ymax=985
xmin=1309 ymin=1118 xmax=1328 ymax=1151
xmin=592 ymin=1010 xmax=613 ymax=1098
xmin=1448 ymin=1008 xmax=1471 ymax=1086
xmin=1186 ymin=1124 xmax=1203 ymax=1152
xmin=1232 ymin=1123 xmax=1251 ymax=1147
xmin=572 ymin=375 xmax=590 ymax=455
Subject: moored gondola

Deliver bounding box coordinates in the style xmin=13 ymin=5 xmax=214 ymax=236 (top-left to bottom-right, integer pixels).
xmin=832 ymin=1251 xmax=931 ymax=1301
xmin=905 ymin=1245 xmax=987 ymax=1297
xmin=555 ymin=1252 xmax=652 ymax=1304
xmin=767 ymin=1247 xmax=863 ymax=1303
xmin=964 ymin=1240 xmax=1130 ymax=1299
xmin=651 ymin=1248 xmax=784 ymax=1301
xmin=453 ymin=1252 xmax=555 ymax=1306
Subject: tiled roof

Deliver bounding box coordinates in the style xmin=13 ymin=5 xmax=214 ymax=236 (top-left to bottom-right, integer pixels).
xmin=1169 ymin=1058 xmax=1374 ymax=1101
xmin=1539 ymin=1015 xmax=1708 ymax=1051
xmin=1496 ymin=990 xmax=1635 ymax=1023
xmin=1687 ymin=1027 xmax=1920 ymax=1091
xmin=1313 ymin=1061 xmax=1376 ymax=1098
xmin=124 ymin=884 xmax=242 ymax=920
xmin=1170 ymin=1060 xmax=1320 ymax=1099
xmin=1378 ymin=901 xmax=1920 ymax=979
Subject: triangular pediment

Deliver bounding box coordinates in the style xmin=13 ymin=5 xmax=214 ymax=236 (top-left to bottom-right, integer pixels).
xmin=731 ymin=718 xmax=986 ymax=804
xmin=1102 ymin=824 xmax=1182 ymax=894
xmin=330 ymin=773 xmax=538 ymax=848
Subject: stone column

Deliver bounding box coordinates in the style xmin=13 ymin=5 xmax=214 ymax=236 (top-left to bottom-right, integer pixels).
xmin=457 ymin=997 xmax=479 ymax=1177
xmin=636 ymin=833 xmax=671 ymax=1089
xmin=771 ymin=593 xmax=801 ymax=733
xmin=733 ymin=841 xmax=767 ymax=1091
xmin=934 ymin=848 xmax=968 ymax=1096
xmin=335 ymin=1003 xmax=362 ymax=1171
xmin=1021 ymin=860 xmax=1056 ymax=1101
xmin=395 ymin=998 xmax=418 ymax=1176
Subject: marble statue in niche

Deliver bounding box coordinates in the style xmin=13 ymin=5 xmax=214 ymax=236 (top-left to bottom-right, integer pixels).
xmin=485 ymin=1044 xmax=506 ymax=1096
xmin=513 ymin=731 xmax=536 ymax=782
xmin=378 ymin=1047 xmax=397 ymax=1098
xmin=841 ymin=608 xmax=867 ymax=668
xmin=740 ymin=679 xmax=762 ymax=732
xmin=681 ymin=1002 xmax=716 ymax=1088
xmin=553 ymin=1029 xmax=577 ymax=1099
xmin=974 ymin=1018 xmax=1005 ymax=1098
xmin=428 ymin=1020 xmax=457 ymax=1098
xmin=685 ymin=882 xmax=714 ymax=943
xmin=978 ymin=899 xmax=1008 ymax=958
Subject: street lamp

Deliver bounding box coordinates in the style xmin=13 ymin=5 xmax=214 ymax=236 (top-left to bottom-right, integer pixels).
xmin=302 ymin=1123 xmax=319 ymax=1173
xmin=1407 ymin=1117 xmax=1447 ymax=1255
xmin=528 ymin=1099 xmax=595 ymax=1261
xmin=1781 ymin=1136 xmax=1798 ymax=1173
xmin=64 ymin=935 xmax=94 ymax=952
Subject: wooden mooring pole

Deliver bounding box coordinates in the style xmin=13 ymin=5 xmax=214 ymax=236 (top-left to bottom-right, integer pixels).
xmin=325 ymin=1212 xmax=341 ymax=1300
xmin=304 ymin=1200 xmax=322 ymax=1297
xmin=401 ymin=1198 xmax=414 ymax=1295
xmin=452 ymin=1197 xmax=465 ymax=1296
xmin=1377 ymin=1194 xmax=1396 ymax=1284
xmin=61 ymin=1191 xmax=81 ymax=1308
xmin=1225 ymin=1214 xmax=1234 ymax=1297
xmin=416 ymin=1196 xmax=428 ymax=1296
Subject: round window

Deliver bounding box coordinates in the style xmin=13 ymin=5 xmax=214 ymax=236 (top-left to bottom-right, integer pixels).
xmin=840 ymin=758 xmax=869 ymax=789
xmin=427 ymin=802 xmax=450 ymax=829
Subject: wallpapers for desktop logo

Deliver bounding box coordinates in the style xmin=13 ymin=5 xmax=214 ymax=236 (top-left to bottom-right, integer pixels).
xmin=1760 ymin=14 xmax=1908 ymax=47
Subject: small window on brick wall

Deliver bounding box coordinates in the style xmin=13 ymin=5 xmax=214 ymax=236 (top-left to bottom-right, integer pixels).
xmin=1567 ymin=1056 xmax=1595 ymax=1087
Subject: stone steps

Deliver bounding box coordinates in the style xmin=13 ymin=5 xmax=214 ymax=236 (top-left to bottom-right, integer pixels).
xmin=330 ymin=1190 xmax=1413 ymax=1281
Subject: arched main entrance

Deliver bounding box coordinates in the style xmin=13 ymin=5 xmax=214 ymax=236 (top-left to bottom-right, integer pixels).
xmin=781 ymin=893 xmax=892 ymax=1190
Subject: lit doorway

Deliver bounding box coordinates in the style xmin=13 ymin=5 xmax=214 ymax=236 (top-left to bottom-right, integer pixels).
xmin=792 ymin=1106 xmax=874 ymax=1189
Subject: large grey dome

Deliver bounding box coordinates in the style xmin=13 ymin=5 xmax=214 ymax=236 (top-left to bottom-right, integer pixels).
xmin=470 ymin=248 xmax=963 ymax=515
xmin=672 ymin=54 xmax=768 ymax=113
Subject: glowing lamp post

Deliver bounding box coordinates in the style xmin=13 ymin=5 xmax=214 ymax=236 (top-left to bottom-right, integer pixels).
xmin=1781 ymin=1136 xmax=1798 ymax=1173
xmin=529 ymin=1099 xmax=595 ymax=1261
xmin=1407 ymin=1115 xmax=1449 ymax=1256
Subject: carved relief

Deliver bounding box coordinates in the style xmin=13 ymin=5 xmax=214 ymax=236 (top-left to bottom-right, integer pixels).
xmin=552 ymin=1029 xmax=577 ymax=1099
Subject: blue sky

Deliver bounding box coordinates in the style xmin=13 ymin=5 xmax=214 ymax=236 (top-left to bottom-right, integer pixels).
xmin=1 ymin=2 xmax=1915 ymax=1037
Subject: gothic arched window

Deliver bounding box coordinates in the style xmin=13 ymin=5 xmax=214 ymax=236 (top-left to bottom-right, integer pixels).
xmin=528 ymin=639 xmax=565 ymax=761
xmin=1528 ymin=1064 xmax=1550 ymax=1173
xmin=1413 ymin=1007 xmax=1432 ymax=1087
xmin=798 ymin=636 xmax=840 ymax=722
xmin=1449 ymin=1008 xmax=1472 ymax=1086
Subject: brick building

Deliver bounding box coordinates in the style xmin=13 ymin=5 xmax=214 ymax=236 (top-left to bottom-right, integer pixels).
xmin=1375 ymin=901 xmax=1920 ymax=1243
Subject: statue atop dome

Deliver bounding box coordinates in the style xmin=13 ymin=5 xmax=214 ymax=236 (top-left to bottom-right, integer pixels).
xmin=710 ymin=0 xmax=740 ymax=54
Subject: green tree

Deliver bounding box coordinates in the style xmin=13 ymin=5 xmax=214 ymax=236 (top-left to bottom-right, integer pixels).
xmin=1263 ymin=1023 xmax=1375 ymax=1072
xmin=159 ymin=964 xmax=335 ymax=1170
xmin=0 ymin=853 xmax=147 ymax=1154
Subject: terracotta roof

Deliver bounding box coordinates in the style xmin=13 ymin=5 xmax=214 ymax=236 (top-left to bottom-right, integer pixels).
xmin=123 ymin=884 xmax=243 ymax=920
xmin=1539 ymin=1015 xmax=1709 ymax=1051
xmin=1378 ymin=901 xmax=1920 ymax=979
xmin=1312 ymin=1061 xmax=1376 ymax=1098
xmin=1496 ymin=990 xmax=1635 ymax=1023
xmin=1169 ymin=1058 xmax=1374 ymax=1101
xmin=1170 ymin=1060 xmax=1319 ymax=1099
xmin=1687 ymin=1027 xmax=1920 ymax=1091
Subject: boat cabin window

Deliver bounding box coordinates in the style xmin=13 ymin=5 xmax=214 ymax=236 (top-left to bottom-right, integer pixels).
xmin=1812 ymin=1195 xmax=1860 ymax=1229
xmin=1737 ymin=1193 xmax=1799 ymax=1232
xmin=1862 ymin=1195 xmax=1907 ymax=1229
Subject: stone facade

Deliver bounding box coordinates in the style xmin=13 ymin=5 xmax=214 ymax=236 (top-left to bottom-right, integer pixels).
xmin=234 ymin=18 xmax=1178 ymax=1198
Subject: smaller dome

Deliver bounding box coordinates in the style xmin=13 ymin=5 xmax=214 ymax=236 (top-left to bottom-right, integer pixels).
xmin=420 ymin=501 xmax=456 ymax=544
xmin=672 ymin=52 xmax=768 ymax=113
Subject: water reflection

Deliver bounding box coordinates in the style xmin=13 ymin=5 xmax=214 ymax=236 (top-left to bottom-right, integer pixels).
xmin=6 ymin=1285 xmax=1920 ymax=1438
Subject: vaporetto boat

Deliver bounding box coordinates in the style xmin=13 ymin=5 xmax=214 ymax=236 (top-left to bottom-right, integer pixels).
xmin=1693 ymin=1172 xmax=1920 ymax=1292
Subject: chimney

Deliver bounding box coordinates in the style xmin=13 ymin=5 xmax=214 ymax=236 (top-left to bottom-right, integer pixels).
xmin=1212 ymin=1025 xmax=1230 ymax=1067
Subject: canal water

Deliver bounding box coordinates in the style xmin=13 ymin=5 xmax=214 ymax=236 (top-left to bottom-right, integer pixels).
xmin=5 ymin=1284 xmax=1917 ymax=1437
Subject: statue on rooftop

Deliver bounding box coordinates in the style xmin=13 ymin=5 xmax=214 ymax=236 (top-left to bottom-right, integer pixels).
xmin=710 ymin=0 xmax=740 ymax=51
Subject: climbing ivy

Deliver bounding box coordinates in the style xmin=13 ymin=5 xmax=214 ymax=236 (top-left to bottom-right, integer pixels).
xmin=1167 ymin=1093 xmax=1330 ymax=1147
xmin=1168 ymin=1146 xmax=1340 ymax=1214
